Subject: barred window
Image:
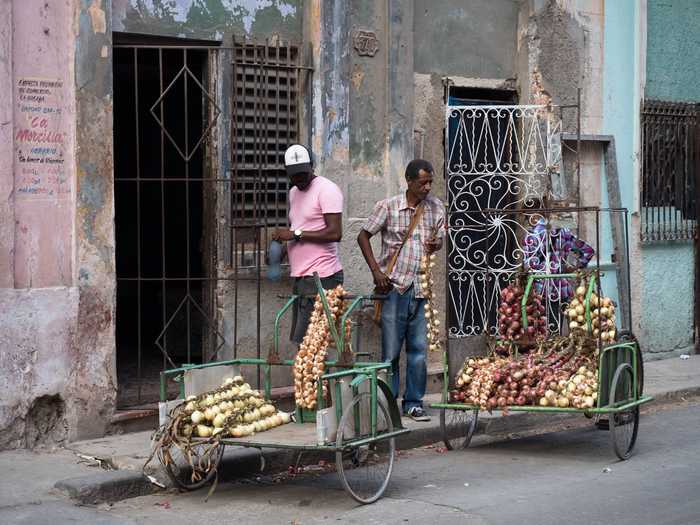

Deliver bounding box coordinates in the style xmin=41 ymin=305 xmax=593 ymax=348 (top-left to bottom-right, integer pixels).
xmin=231 ymin=39 xmax=304 ymax=227
xmin=640 ymin=100 xmax=698 ymax=241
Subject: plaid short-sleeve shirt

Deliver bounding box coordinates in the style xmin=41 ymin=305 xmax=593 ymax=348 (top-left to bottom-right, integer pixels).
xmin=363 ymin=193 xmax=446 ymax=297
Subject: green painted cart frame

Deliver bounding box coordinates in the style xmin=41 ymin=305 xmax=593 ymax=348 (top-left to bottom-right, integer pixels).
xmin=432 ymin=271 xmax=653 ymax=460
xmin=157 ymin=274 xmax=408 ymax=504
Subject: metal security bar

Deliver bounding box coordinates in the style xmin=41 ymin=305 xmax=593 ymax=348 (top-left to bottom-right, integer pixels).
xmin=227 ymin=37 xmax=311 ymax=371
xmin=113 ymin=38 xmax=311 ymax=407
xmin=641 ymin=99 xmax=699 ymax=242
xmin=231 ymin=37 xmax=303 ymax=229
xmin=113 ymin=43 xmax=227 ymax=407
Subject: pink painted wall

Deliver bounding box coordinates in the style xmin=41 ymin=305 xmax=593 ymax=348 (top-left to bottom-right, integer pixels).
xmin=11 ymin=0 xmax=76 ymax=288
xmin=0 ymin=2 xmax=14 ymax=287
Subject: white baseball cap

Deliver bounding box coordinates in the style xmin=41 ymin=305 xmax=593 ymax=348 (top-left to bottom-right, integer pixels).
xmin=284 ymin=144 xmax=312 ymax=175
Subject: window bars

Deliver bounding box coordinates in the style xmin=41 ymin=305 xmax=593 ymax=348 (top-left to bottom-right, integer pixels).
xmin=230 ymin=37 xmax=304 ymax=232
xmin=641 ymin=99 xmax=699 ymax=242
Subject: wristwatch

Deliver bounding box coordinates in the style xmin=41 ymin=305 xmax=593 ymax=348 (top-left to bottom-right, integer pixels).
xmin=292 ymin=228 xmax=303 ymax=241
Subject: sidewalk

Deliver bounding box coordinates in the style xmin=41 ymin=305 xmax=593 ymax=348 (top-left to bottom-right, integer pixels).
xmin=3 ymin=354 xmax=699 ymax=508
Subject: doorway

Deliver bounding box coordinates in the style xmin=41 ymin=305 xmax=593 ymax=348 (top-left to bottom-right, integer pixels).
xmin=113 ymin=34 xmax=222 ymax=407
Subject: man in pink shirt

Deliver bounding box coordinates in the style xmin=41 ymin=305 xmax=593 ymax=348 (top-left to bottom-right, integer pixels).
xmin=272 ymin=144 xmax=344 ymax=343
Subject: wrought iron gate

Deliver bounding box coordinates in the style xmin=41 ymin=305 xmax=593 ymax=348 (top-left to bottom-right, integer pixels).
xmin=113 ymin=37 xmax=310 ymax=407
xmin=444 ymin=103 xmax=566 ymax=338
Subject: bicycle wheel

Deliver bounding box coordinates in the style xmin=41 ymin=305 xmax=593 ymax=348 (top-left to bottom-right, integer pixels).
xmin=609 ymin=363 xmax=640 ymax=460
xmin=335 ymin=393 xmax=395 ymax=504
xmin=439 ymin=407 xmax=478 ymax=450
xmin=162 ymin=438 xmax=225 ymax=490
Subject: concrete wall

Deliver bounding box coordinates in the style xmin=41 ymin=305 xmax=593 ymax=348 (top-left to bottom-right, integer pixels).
xmin=0 ymin=0 xmax=116 ymax=449
xmin=646 ymin=0 xmax=700 ymax=102
xmin=113 ymin=0 xmax=302 ymax=40
xmin=637 ymin=0 xmax=697 ymax=356
xmin=413 ymin=0 xmax=518 ymax=79
xmin=601 ymin=0 xmax=694 ymax=358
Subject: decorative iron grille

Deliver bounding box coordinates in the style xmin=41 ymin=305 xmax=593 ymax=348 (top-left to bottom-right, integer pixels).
xmin=445 ymin=104 xmax=563 ymax=337
xmin=641 ymin=99 xmax=699 ymax=242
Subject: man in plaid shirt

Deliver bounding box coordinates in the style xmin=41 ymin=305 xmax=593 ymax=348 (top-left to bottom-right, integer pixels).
xmin=357 ymin=159 xmax=445 ymax=421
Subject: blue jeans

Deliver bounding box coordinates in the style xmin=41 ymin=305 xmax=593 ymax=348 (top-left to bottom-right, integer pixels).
xmin=381 ymin=285 xmax=427 ymax=412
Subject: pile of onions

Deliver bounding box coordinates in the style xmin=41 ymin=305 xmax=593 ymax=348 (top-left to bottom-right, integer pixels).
xmin=566 ymin=280 xmax=617 ymax=343
xmin=179 ymin=375 xmax=292 ymax=438
xmin=450 ymin=333 xmax=598 ymax=412
xmin=498 ymin=281 xmax=547 ymax=341
xmin=420 ymin=253 xmax=442 ymax=353
xmin=293 ymin=285 xmax=348 ymax=409
xmin=538 ymin=365 xmax=597 ymax=409
xmin=591 ymin=295 xmax=617 ymax=342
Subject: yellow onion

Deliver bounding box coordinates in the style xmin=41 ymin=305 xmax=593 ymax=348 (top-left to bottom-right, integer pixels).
xmin=196 ymin=424 xmax=213 ymax=437
xmin=191 ymin=410 xmax=205 ymax=425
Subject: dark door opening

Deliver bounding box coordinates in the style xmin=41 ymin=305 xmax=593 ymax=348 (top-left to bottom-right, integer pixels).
xmin=113 ymin=34 xmax=221 ymax=408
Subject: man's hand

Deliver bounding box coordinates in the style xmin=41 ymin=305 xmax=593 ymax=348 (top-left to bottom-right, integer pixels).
xmin=272 ymin=228 xmax=294 ymax=242
xmin=425 ymin=237 xmax=443 ymax=254
xmin=372 ymin=268 xmax=392 ymax=293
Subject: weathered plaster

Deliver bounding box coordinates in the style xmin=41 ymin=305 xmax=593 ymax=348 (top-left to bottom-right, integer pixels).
xmin=0 ymin=0 xmax=114 ymax=449
xmin=69 ymin=0 xmax=117 ymax=440
xmin=0 ymin=1 xmax=13 ymax=288
xmin=12 ymin=0 xmax=77 ymax=288
xmin=641 ymin=243 xmax=694 ymax=355
xmin=0 ymin=288 xmax=78 ymax=449
xmin=112 ymin=0 xmax=301 ymax=41
xmin=646 ymin=0 xmax=700 ymax=102
xmin=413 ymin=0 xmax=518 ymax=79
xmin=518 ymin=0 xmax=604 ymax=131
xmin=348 ymin=1 xmax=386 ymax=177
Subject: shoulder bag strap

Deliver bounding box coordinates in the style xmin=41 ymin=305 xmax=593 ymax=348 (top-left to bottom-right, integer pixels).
xmin=384 ymin=201 xmax=425 ymax=276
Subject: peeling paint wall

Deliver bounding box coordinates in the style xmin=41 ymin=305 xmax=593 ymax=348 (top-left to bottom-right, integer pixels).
xmin=517 ymin=0 xmax=604 ymax=130
xmin=71 ymin=0 xmax=117 ymax=439
xmin=0 ymin=288 xmax=78 ymax=449
xmin=0 ymin=1 xmax=13 ymax=288
xmin=112 ymin=0 xmax=301 ymax=41
xmin=1 ymin=0 xmax=79 ymax=448
xmin=0 ymin=0 xmax=117 ymax=449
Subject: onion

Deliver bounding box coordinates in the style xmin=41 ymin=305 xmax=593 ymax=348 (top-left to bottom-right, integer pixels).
xmin=191 ymin=410 xmax=205 ymax=424
xmin=196 ymin=424 xmax=213 ymax=438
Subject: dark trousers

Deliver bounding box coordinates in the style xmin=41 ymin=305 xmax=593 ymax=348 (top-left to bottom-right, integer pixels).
xmin=290 ymin=271 xmax=344 ymax=343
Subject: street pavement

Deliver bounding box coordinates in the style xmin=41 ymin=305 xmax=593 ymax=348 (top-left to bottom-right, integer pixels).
xmin=1 ymin=398 xmax=699 ymax=525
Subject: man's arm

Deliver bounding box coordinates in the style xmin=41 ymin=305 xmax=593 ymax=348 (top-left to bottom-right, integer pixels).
xmin=272 ymin=213 xmax=342 ymax=243
xmin=357 ymin=229 xmax=391 ymax=292
xmin=425 ymin=201 xmax=446 ymax=254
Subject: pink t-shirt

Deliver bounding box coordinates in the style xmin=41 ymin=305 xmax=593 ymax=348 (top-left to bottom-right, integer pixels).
xmin=287 ymin=176 xmax=343 ymax=277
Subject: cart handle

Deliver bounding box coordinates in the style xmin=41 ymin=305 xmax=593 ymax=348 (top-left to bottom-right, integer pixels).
xmin=321 ymin=363 xmax=391 ymax=380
